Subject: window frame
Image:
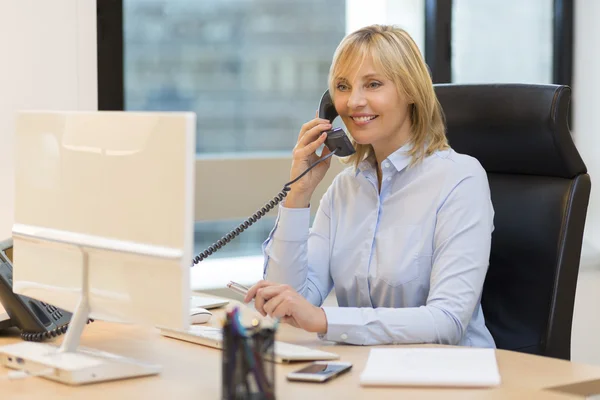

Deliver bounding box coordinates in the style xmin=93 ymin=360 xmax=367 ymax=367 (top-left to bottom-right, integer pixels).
xmin=97 ymin=0 xmax=123 ymax=111
xmin=423 ymin=0 xmax=574 ymax=85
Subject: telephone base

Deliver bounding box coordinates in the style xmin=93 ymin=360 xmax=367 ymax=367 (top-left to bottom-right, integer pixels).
xmin=0 ymin=311 xmax=13 ymax=330
xmin=0 ymin=342 xmax=160 ymax=385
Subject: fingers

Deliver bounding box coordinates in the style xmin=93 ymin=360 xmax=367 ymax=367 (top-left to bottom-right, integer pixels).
xmin=254 ymin=292 xmax=267 ymax=316
xmin=244 ymin=280 xmax=275 ymax=303
xmin=297 ymin=118 xmax=331 ymax=142
xmin=254 ymin=285 xmax=289 ymax=316
xmin=294 ymin=132 xmax=328 ymax=160
xmin=245 ymin=282 xmax=298 ymax=319
xmin=257 ymin=285 xmax=289 ymax=301
xmin=298 ymin=123 xmax=331 ymax=149
xmin=269 ymin=297 xmax=293 ymax=319
xmin=262 ymin=293 xmax=287 ymax=318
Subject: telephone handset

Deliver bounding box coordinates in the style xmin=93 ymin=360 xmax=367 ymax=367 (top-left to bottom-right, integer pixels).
xmin=318 ymin=90 xmax=356 ymax=157
xmin=0 ymin=239 xmax=92 ymax=341
xmin=192 ymin=90 xmax=355 ymax=265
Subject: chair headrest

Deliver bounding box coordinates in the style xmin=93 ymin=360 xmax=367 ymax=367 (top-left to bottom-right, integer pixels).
xmin=434 ymin=84 xmax=587 ymax=178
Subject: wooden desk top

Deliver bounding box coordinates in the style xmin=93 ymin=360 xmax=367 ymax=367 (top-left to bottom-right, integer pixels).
xmin=0 ymin=301 xmax=599 ymax=399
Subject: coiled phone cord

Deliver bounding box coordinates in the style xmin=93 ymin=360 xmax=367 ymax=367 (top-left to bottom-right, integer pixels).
xmin=192 ymin=148 xmax=339 ymax=265
xmin=20 ymin=319 xmax=94 ymax=342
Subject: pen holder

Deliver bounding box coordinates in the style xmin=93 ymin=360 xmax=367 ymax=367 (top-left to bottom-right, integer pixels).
xmin=222 ymin=308 xmax=276 ymax=400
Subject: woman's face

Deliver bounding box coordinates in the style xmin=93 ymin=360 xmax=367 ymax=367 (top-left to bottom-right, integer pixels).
xmin=333 ymin=57 xmax=412 ymax=158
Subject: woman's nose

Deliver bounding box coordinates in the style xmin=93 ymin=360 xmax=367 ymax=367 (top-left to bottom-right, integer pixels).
xmin=347 ymin=89 xmax=367 ymax=109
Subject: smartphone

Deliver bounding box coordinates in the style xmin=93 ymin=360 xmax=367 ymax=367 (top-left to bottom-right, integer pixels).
xmin=286 ymin=361 xmax=352 ymax=383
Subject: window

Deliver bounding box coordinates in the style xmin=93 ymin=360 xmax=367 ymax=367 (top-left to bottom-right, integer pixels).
xmin=120 ymin=0 xmax=425 ymax=261
xmin=123 ymin=0 xmax=344 ymax=258
xmin=451 ymin=0 xmax=554 ymax=84
xmin=100 ymin=0 xmax=572 ymax=268
xmin=346 ymin=0 xmax=425 ymax=52
xmin=124 ymin=0 xmax=346 ymax=155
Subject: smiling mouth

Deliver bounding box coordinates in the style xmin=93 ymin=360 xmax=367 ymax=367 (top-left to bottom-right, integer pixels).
xmin=350 ymin=116 xmax=378 ymax=126
xmin=351 ymin=116 xmax=378 ymax=122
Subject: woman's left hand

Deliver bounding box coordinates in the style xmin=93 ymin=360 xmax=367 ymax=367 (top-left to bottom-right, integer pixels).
xmin=244 ymin=280 xmax=327 ymax=334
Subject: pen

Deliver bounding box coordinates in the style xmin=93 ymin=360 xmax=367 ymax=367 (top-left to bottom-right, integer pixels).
xmin=227 ymin=281 xmax=280 ymax=326
xmin=227 ymin=281 xmax=250 ymax=298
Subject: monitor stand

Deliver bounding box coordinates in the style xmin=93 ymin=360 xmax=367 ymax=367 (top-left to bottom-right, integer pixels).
xmin=0 ymin=248 xmax=161 ymax=385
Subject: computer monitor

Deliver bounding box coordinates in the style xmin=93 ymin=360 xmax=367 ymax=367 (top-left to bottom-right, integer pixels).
xmin=0 ymin=111 xmax=196 ymax=384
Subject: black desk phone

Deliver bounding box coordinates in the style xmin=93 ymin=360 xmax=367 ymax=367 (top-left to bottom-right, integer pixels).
xmin=192 ymin=90 xmax=355 ymax=265
xmin=0 ymin=238 xmax=91 ymax=341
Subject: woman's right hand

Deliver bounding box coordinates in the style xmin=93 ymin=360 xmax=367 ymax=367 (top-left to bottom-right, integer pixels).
xmin=285 ymin=116 xmax=333 ymax=208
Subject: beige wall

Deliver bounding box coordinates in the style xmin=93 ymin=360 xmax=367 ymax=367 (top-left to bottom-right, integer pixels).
xmin=0 ymin=0 xmax=98 ymax=238
xmin=195 ymin=155 xmax=347 ymax=221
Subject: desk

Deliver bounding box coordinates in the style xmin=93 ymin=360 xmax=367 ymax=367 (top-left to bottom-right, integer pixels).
xmin=1 ymin=302 xmax=600 ymax=399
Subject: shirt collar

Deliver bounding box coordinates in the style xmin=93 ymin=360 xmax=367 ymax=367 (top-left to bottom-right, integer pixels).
xmin=386 ymin=141 xmax=414 ymax=172
xmin=356 ymin=141 xmax=414 ymax=176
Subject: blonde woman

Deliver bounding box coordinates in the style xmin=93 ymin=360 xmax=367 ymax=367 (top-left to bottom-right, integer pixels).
xmin=244 ymin=25 xmax=496 ymax=348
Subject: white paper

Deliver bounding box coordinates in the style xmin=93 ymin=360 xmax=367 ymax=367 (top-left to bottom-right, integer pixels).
xmin=360 ymin=348 xmax=501 ymax=387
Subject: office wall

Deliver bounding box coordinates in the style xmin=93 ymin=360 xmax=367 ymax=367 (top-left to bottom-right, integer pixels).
xmin=573 ymin=0 xmax=600 ymax=260
xmin=0 ymin=0 xmax=97 ymax=238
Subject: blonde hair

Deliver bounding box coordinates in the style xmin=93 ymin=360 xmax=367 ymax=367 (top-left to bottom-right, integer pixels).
xmin=328 ymin=24 xmax=449 ymax=168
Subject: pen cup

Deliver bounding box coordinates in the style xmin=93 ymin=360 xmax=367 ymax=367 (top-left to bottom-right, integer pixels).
xmin=222 ymin=307 xmax=276 ymax=400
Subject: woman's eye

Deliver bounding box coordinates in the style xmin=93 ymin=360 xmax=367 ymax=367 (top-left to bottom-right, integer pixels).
xmin=336 ymin=83 xmax=349 ymax=91
xmin=368 ymin=81 xmax=382 ymax=89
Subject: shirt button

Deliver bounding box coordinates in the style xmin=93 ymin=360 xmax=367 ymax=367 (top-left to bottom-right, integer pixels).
xmin=383 ymin=162 xmax=389 ymax=168
xmin=341 ymin=333 xmax=348 ymax=341
xmin=386 ymin=177 xmax=392 ymax=181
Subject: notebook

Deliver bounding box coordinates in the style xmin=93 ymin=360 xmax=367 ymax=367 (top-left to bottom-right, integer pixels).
xmin=360 ymin=348 xmax=501 ymax=387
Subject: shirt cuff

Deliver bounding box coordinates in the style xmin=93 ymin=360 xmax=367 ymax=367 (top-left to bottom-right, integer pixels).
xmin=318 ymin=307 xmax=365 ymax=345
xmin=272 ymin=202 xmax=311 ymax=242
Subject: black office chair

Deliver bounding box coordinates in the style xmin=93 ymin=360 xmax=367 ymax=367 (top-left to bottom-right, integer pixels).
xmin=434 ymin=84 xmax=591 ymax=360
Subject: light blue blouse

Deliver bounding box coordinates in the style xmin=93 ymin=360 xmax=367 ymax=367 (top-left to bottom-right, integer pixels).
xmin=262 ymin=142 xmax=496 ymax=348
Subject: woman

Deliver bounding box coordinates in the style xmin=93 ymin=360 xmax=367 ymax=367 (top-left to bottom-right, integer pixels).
xmin=244 ymin=24 xmax=496 ymax=347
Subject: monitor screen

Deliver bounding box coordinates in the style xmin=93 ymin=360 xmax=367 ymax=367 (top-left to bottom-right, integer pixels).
xmin=11 ymin=111 xmax=195 ymax=331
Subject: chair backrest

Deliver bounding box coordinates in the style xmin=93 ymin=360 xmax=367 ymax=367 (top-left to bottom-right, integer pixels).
xmin=434 ymin=84 xmax=591 ymax=360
